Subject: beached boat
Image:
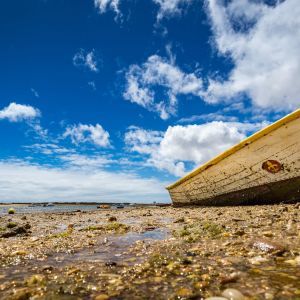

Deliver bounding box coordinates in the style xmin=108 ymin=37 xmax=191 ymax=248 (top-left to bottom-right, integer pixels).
xmin=167 ymin=109 xmax=300 ymax=206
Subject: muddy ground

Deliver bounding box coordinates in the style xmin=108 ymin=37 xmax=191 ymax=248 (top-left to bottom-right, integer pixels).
xmin=0 ymin=204 xmax=299 ymax=300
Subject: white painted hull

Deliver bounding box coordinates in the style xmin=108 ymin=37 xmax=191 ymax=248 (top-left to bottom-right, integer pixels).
xmin=167 ymin=109 xmax=300 ymax=206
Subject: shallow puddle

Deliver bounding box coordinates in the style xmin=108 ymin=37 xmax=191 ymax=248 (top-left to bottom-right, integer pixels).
xmin=51 ymin=228 xmax=170 ymax=265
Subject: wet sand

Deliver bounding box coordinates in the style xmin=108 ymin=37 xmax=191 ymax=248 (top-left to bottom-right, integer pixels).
xmin=0 ymin=204 xmax=299 ymax=299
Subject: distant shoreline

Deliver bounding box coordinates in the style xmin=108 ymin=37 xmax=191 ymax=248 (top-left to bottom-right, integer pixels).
xmin=0 ymin=202 xmax=171 ymax=206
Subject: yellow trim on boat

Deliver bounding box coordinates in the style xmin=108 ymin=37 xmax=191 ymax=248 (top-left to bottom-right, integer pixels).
xmin=166 ymin=108 xmax=300 ymax=190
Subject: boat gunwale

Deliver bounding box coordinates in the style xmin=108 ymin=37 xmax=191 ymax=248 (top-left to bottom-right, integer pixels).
xmin=166 ymin=108 xmax=300 ymax=191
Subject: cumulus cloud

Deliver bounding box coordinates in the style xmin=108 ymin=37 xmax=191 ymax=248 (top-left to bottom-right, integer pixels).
xmin=63 ymin=123 xmax=111 ymax=148
xmin=204 ymin=0 xmax=300 ymax=111
xmin=31 ymin=88 xmax=39 ymax=98
xmin=153 ymin=0 xmax=192 ymax=21
xmin=0 ymin=160 xmax=168 ymax=203
xmin=94 ymin=0 xmax=120 ymax=17
xmin=0 ymin=102 xmax=40 ymax=122
xmin=73 ymin=49 xmax=99 ymax=72
xmin=124 ymin=54 xmax=203 ymax=119
xmin=125 ymin=121 xmax=266 ymax=176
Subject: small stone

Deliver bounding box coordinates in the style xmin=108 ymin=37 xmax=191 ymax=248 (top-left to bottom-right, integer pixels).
xmin=251 ymin=239 xmax=286 ymax=255
xmin=67 ymin=224 xmax=74 ymax=230
xmin=205 ymin=297 xmax=228 ymax=300
xmin=21 ymin=216 xmax=27 ymax=220
xmin=108 ymin=216 xmax=117 ymax=222
xmin=220 ymin=272 xmax=240 ymax=284
xmin=144 ymin=226 xmax=156 ymax=231
xmin=26 ymin=274 xmax=45 ymax=286
xmin=222 ymin=288 xmax=245 ymax=300
xmin=234 ymin=229 xmax=245 ymax=236
xmin=176 ymin=287 xmax=193 ymax=297
xmin=8 ymin=208 xmax=15 ymax=214
xmin=67 ymin=267 xmax=80 ymax=275
xmin=7 ymin=222 xmax=17 ymax=228
xmin=42 ymin=265 xmax=53 ymax=272
xmin=174 ymin=217 xmax=185 ymax=223
xmin=248 ymin=256 xmax=268 ymax=265
xmin=186 ymin=251 xmax=197 ymax=257
xmin=11 ymin=250 xmax=28 ymax=256
xmin=105 ymin=261 xmax=117 ymax=267
xmin=94 ymin=294 xmax=109 ymax=300
xmin=265 ymin=293 xmax=274 ymax=300
xmin=262 ymin=231 xmax=273 ymax=237
xmin=12 ymin=288 xmax=31 ymax=300
xmin=285 ymin=256 xmax=300 ymax=266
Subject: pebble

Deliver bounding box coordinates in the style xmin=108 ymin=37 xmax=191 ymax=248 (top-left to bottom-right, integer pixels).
xmin=252 ymin=239 xmax=286 ymax=254
xmin=108 ymin=216 xmax=117 ymax=222
xmin=222 ymin=288 xmax=245 ymax=300
xmin=205 ymin=297 xmax=228 ymax=300
xmin=94 ymin=294 xmax=109 ymax=300
xmin=176 ymin=287 xmax=193 ymax=297
xmin=105 ymin=261 xmax=117 ymax=267
xmin=8 ymin=208 xmax=15 ymax=214
xmin=285 ymin=256 xmax=300 ymax=266
xmin=248 ymin=256 xmax=269 ymax=265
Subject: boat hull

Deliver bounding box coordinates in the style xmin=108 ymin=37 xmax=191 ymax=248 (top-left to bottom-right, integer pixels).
xmin=167 ymin=110 xmax=300 ymax=206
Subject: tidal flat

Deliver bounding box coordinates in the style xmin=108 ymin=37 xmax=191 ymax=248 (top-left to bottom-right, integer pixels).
xmin=0 ymin=204 xmax=299 ymax=300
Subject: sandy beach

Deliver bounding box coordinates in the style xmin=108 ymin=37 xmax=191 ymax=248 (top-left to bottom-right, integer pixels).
xmin=0 ymin=204 xmax=299 ymax=300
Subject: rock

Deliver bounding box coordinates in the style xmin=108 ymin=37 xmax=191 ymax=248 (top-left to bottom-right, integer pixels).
xmin=12 ymin=288 xmax=31 ymax=300
xmin=248 ymin=256 xmax=269 ymax=265
xmin=205 ymin=297 xmax=228 ymax=300
xmin=176 ymin=287 xmax=194 ymax=297
xmin=234 ymin=229 xmax=245 ymax=236
xmin=11 ymin=250 xmax=28 ymax=256
xmin=94 ymin=294 xmax=109 ymax=300
xmin=67 ymin=224 xmax=74 ymax=232
xmin=7 ymin=222 xmax=17 ymax=228
xmin=0 ymin=225 xmax=29 ymax=238
xmin=26 ymin=274 xmax=45 ymax=286
xmin=186 ymin=251 xmax=197 ymax=257
xmin=21 ymin=216 xmax=27 ymax=220
xmin=174 ymin=217 xmax=185 ymax=223
xmin=42 ymin=265 xmax=54 ymax=272
xmin=108 ymin=216 xmax=117 ymax=222
xmin=251 ymin=239 xmax=286 ymax=255
xmin=262 ymin=231 xmax=274 ymax=237
xmin=142 ymin=211 xmax=152 ymax=216
xmin=285 ymin=256 xmax=300 ymax=266
xmin=144 ymin=226 xmax=156 ymax=231
xmin=24 ymin=223 xmax=31 ymax=229
xmin=8 ymin=208 xmax=15 ymax=214
xmin=105 ymin=261 xmax=117 ymax=267
xmin=222 ymin=288 xmax=245 ymax=300
xmin=220 ymin=272 xmax=240 ymax=284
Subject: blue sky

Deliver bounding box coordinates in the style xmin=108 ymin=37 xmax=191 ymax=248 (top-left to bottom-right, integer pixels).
xmin=0 ymin=0 xmax=299 ymax=203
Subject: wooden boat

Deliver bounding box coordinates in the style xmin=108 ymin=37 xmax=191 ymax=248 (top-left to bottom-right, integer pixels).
xmin=167 ymin=109 xmax=300 ymax=206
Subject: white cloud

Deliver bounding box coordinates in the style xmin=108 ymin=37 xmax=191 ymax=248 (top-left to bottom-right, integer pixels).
xmin=63 ymin=123 xmax=111 ymax=148
xmin=204 ymin=0 xmax=300 ymax=111
xmin=178 ymin=112 xmax=239 ymax=123
xmin=124 ymin=54 xmax=203 ymax=119
xmin=94 ymin=0 xmax=120 ymax=16
xmin=31 ymin=88 xmax=39 ymax=98
xmin=73 ymin=49 xmax=99 ymax=72
xmin=0 ymin=102 xmax=40 ymax=122
xmin=125 ymin=121 xmax=266 ymax=176
xmin=0 ymin=160 xmax=168 ymax=203
xmin=59 ymin=153 xmax=114 ymax=168
xmin=153 ymin=0 xmax=192 ymax=21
